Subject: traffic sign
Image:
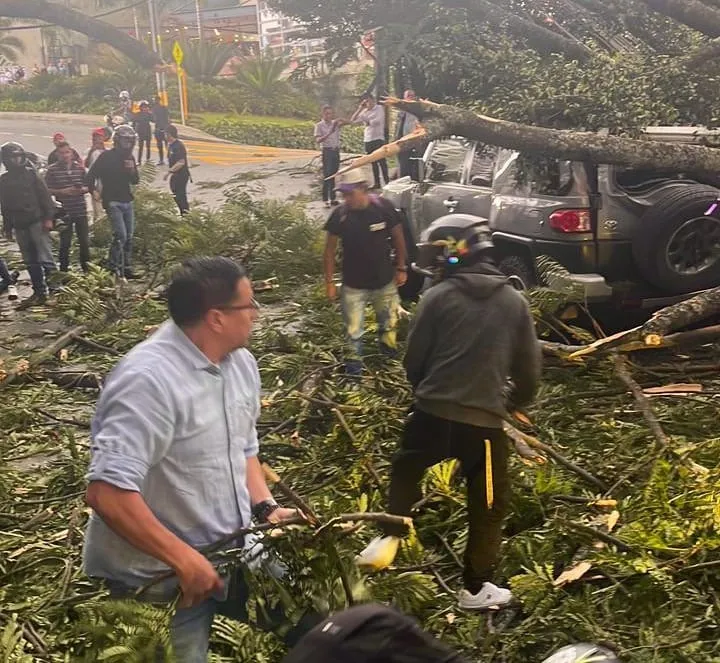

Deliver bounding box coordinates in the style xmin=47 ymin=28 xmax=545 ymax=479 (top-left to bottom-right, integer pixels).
xmin=172 ymin=41 xmax=184 ymax=65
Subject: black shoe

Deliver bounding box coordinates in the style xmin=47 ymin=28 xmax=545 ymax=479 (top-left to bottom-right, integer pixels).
xmin=379 ymin=343 xmax=398 ymax=359
xmin=331 ymin=200 xmax=340 ymax=207
xmin=157 ymin=160 xmax=165 ymax=166
xmin=124 ymin=269 xmax=139 ymax=280
xmin=16 ymin=293 xmax=47 ymax=310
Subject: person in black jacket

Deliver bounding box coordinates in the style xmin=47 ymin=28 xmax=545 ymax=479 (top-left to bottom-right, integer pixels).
xmin=164 ymin=124 xmax=190 ymax=215
xmin=152 ymin=97 xmax=170 ymax=165
xmin=0 ymin=142 xmax=57 ymax=308
xmin=86 ymin=126 xmax=139 ymax=280
xmin=133 ymin=100 xmax=153 ymax=165
xmin=357 ymin=214 xmax=541 ymax=612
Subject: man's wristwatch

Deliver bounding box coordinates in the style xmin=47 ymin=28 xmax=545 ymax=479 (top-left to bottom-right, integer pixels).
xmin=252 ymin=499 xmax=279 ymax=523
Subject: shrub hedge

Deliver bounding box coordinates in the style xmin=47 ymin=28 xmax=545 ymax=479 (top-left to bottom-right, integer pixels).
xmin=195 ymin=115 xmax=365 ymax=152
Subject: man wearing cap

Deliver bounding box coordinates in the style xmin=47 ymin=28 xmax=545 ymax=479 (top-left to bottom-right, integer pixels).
xmin=48 ymin=133 xmax=81 ymax=166
xmin=323 ymin=168 xmax=407 ymax=375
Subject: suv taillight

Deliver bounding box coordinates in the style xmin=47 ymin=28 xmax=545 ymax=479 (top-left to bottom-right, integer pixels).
xmin=548 ymin=209 xmax=592 ymax=233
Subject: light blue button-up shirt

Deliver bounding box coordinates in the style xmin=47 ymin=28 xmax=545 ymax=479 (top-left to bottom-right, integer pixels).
xmin=82 ymin=320 xmax=261 ymax=588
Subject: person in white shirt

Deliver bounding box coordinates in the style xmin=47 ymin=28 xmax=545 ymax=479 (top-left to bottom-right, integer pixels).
xmin=85 ymin=128 xmax=107 ymax=222
xmin=351 ymin=93 xmax=389 ymax=190
xmin=314 ymin=105 xmax=343 ymax=208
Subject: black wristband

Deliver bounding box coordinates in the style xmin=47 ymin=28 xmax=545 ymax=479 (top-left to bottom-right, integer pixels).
xmin=252 ymin=499 xmax=279 ymax=523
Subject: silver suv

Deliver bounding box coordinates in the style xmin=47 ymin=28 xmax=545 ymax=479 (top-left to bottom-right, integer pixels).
xmin=384 ymin=127 xmax=720 ymax=307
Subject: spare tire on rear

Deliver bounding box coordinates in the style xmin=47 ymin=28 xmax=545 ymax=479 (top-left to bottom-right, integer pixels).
xmin=632 ymin=185 xmax=720 ymax=294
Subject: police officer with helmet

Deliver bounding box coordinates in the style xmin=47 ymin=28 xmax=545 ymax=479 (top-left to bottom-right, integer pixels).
xmin=357 ymin=213 xmax=542 ymax=611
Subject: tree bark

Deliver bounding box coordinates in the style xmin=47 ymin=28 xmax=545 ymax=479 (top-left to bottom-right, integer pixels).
xmin=0 ymin=0 xmax=163 ymax=69
xmin=568 ymin=286 xmax=720 ymax=357
xmin=642 ymin=286 xmax=720 ymax=341
xmin=638 ymin=0 xmax=720 ymax=37
xmin=386 ymin=99 xmax=720 ymax=178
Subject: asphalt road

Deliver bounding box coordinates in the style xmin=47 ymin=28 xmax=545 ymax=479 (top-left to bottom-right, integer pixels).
xmin=0 ymin=114 xmax=317 ymax=167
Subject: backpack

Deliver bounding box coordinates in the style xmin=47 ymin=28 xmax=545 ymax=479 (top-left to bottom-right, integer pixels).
xmin=282 ymin=603 xmax=467 ymax=663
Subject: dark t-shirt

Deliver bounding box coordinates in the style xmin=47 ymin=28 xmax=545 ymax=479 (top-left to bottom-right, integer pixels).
xmin=324 ymin=197 xmax=401 ymax=290
xmin=168 ymin=140 xmax=189 ymax=176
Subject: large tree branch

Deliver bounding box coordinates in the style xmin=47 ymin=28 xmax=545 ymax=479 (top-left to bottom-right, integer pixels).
xmin=448 ymin=0 xmax=592 ymax=61
xmin=638 ymin=0 xmax=720 ymax=37
xmin=0 ymin=0 xmax=163 ymax=69
xmin=336 ymin=99 xmax=720 ymax=179
xmin=685 ymin=36 xmax=720 ymax=66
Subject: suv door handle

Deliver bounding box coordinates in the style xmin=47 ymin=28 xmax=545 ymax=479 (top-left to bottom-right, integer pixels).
xmin=443 ymin=197 xmax=459 ymax=212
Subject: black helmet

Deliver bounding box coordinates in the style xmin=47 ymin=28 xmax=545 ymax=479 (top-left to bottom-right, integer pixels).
xmin=1 ymin=142 xmax=27 ymax=170
xmin=541 ymin=643 xmax=622 ymax=663
xmin=113 ymin=124 xmax=137 ymax=152
xmin=415 ymin=213 xmax=494 ymax=275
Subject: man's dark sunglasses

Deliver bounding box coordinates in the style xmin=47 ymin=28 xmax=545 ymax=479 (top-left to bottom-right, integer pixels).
xmin=217 ymin=298 xmax=261 ymax=312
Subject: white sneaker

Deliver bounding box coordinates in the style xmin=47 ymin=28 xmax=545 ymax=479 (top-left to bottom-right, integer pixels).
xmin=355 ymin=535 xmax=400 ymax=571
xmin=458 ymin=582 xmax=513 ymax=611
xmin=6 ymin=284 xmax=18 ymax=300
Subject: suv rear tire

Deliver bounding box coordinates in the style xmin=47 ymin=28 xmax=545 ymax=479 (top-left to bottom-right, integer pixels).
xmin=633 ymin=185 xmax=720 ymax=294
xmin=498 ymin=254 xmax=537 ymax=290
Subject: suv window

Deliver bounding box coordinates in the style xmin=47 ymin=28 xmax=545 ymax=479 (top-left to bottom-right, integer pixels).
xmin=526 ymin=158 xmax=574 ymax=196
xmin=425 ymin=139 xmax=470 ymax=183
xmin=468 ymin=145 xmax=496 ymax=187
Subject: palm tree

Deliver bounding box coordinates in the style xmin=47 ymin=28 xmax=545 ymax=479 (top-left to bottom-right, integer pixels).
xmin=0 ymin=19 xmax=25 ymax=65
xmin=234 ymin=54 xmax=289 ymax=99
xmin=182 ymin=40 xmax=235 ymax=83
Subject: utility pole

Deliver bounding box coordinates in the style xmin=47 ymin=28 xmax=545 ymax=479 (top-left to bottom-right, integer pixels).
xmin=147 ymin=0 xmax=167 ymax=105
xmin=195 ymin=0 xmax=203 ymax=42
xmin=133 ymin=8 xmax=140 ymax=40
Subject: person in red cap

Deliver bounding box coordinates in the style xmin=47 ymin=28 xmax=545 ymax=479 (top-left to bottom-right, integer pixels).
xmin=48 ymin=132 xmax=81 ymax=166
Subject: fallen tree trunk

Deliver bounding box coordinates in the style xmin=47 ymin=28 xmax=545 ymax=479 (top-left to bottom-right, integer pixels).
xmin=0 ymin=1 xmax=163 ymax=69
xmin=379 ymin=99 xmax=720 ymax=178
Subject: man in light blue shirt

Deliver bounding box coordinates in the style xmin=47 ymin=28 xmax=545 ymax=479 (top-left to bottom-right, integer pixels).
xmin=83 ymin=256 xmax=298 ymax=662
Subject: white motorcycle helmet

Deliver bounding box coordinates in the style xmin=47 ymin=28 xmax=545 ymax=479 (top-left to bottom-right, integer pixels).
xmin=119 ymin=90 xmax=130 ymax=101
xmin=541 ymin=644 xmax=622 ymax=663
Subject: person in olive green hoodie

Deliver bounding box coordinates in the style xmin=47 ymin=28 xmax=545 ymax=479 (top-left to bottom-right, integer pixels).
xmin=357 ymin=214 xmax=541 ymax=612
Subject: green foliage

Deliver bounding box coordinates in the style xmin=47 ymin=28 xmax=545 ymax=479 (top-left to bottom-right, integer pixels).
xmin=196 ymin=114 xmax=364 ymax=152
xmin=64 ymin=600 xmax=174 ymax=662
xmin=181 ymin=40 xmax=236 ymax=83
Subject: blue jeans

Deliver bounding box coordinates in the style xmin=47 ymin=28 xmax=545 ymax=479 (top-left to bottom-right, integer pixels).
xmin=341 ymin=281 xmax=400 ymax=370
xmin=107 ymin=201 xmax=135 ymax=274
xmin=14 ymin=222 xmax=56 ymax=295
